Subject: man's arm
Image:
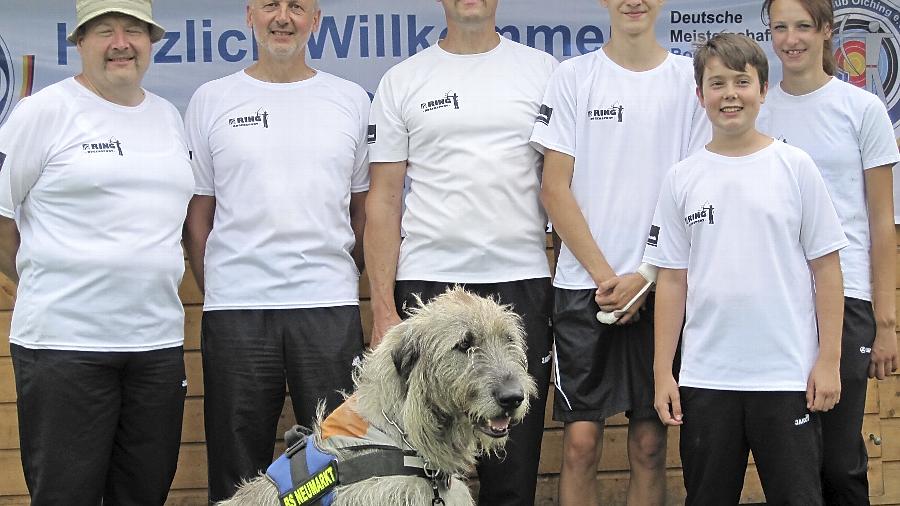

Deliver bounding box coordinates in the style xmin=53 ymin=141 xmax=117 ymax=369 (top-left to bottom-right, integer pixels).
xmin=0 ymin=216 xmax=19 ymax=283
xmin=540 ymin=149 xmax=647 ymax=323
xmin=349 ymin=191 xmax=368 ymax=274
xmin=182 ymin=195 xmax=215 ymax=293
xmin=865 ymin=166 xmax=898 ymax=379
xmin=653 ymin=267 xmax=687 ymax=426
xmin=364 ymin=161 xmax=407 ymax=348
xmin=807 ymin=251 xmax=844 ymax=412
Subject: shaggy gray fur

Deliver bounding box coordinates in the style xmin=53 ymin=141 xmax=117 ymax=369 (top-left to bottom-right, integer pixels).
xmin=216 ymin=287 xmax=536 ymax=506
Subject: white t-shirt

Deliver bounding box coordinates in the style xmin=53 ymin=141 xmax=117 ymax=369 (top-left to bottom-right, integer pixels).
xmin=643 ymin=141 xmax=849 ymax=391
xmin=368 ymin=36 xmax=557 ymax=283
xmin=530 ymin=50 xmax=710 ymax=289
xmin=0 ymin=78 xmax=194 ymax=352
xmin=185 ymin=70 xmax=370 ymax=310
xmin=758 ymin=78 xmax=900 ymax=301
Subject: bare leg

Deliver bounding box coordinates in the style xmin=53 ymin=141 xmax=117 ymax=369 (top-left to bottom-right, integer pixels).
xmin=626 ymin=417 xmax=668 ymax=505
xmin=559 ymin=420 xmax=604 ymax=506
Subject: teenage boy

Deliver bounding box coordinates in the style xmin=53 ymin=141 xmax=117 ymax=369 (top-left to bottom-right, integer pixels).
xmin=530 ymin=0 xmax=708 ymax=503
xmin=365 ymin=1 xmax=557 ymax=504
xmin=646 ymin=33 xmax=847 ymax=505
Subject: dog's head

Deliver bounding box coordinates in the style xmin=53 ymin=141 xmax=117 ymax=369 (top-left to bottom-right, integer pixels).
xmin=384 ymin=287 xmax=537 ymax=454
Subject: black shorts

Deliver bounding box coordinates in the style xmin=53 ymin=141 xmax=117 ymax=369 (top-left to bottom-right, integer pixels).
xmin=552 ymin=287 xmax=658 ymax=422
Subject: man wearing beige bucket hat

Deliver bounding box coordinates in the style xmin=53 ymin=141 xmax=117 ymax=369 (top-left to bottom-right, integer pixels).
xmin=0 ymin=0 xmax=194 ymax=504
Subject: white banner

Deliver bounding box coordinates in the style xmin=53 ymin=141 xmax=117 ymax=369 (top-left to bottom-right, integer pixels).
xmin=0 ymin=0 xmax=898 ymax=209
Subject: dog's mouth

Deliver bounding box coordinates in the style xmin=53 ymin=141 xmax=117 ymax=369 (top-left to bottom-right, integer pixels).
xmin=477 ymin=415 xmax=512 ymax=438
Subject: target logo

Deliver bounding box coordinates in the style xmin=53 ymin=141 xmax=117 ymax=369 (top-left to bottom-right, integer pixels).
xmin=833 ymin=1 xmax=900 ymax=129
xmin=0 ymin=33 xmax=14 ymax=125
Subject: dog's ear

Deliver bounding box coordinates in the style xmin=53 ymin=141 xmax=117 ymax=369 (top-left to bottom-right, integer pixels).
xmin=391 ymin=329 xmax=420 ymax=383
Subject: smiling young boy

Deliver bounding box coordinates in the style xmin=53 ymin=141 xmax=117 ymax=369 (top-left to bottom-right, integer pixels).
xmin=644 ymin=34 xmax=848 ymax=505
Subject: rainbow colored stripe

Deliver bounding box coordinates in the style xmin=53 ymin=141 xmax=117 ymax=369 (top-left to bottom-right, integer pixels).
xmin=19 ymin=55 xmax=34 ymax=98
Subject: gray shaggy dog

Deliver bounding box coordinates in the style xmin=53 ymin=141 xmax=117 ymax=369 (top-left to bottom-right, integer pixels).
xmin=218 ymin=287 xmax=536 ymax=506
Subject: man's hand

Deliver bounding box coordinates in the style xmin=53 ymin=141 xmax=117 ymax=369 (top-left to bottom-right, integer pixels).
xmin=869 ymin=325 xmax=899 ymax=379
xmin=807 ymin=357 xmax=841 ymax=412
xmin=595 ymin=272 xmax=650 ymax=324
xmin=370 ymin=311 xmax=402 ymax=349
xmin=654 ymin=374 xmax=683 ymax=426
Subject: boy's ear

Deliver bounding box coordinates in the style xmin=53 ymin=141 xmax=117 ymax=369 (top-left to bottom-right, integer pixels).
xmin=760 ymin=81 xmax=769 ymax=103
xmin=695 ymin=86 xmax=705 ymax=106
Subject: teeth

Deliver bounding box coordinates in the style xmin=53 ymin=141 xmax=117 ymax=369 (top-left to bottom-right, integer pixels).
xmin=489 ymin=416 xmax=511 ymax=432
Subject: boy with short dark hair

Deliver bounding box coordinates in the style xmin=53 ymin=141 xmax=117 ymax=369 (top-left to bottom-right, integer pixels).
xmin=645 ymin=33 xmax=847 ymax=505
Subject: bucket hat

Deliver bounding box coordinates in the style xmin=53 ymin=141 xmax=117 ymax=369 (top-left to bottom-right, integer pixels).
xmin=67 ymin=0 xmax=165 ymax=44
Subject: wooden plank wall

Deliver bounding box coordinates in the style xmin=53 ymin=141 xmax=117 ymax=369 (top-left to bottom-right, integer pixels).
xmin=1 ymin=231 xmax=900 ymax=505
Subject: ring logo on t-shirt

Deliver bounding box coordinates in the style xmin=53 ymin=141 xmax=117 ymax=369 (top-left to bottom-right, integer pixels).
xmin=367 ymin=125 xmax=376 ymax=144
xmin=536 ymin=104 xmax=553 ymax=125
xmin=82 ymin=137 xmax=124 ymax=156
xmin=420 ymin=91 xmax=460 ymax=113
xmin=684 ymin=202 xmax=715 ymax=226
xmin=587 ymin=102 xmax=625 ymax=123
xmin=647 ymin=224 xmax=661 ymax=247
xmin=228 ymin=109 xmax=269 ymax=129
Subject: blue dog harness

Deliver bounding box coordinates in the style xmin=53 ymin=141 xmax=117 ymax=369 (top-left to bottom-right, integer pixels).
xmin=266 ymin=425 xmax=441 ymax=506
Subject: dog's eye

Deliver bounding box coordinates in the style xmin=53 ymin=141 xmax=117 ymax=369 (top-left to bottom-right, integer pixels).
xmin=455 ymin=331 xmax=474 ymax=352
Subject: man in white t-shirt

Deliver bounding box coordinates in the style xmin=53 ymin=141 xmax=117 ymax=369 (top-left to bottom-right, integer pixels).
xmin=0 ymin=1 xmax=193 ymax=504
xmin=648 ymin=34 xmax=846 ymax=505
xmin=529 ymin=1 xmax=709 ymax=504
xmin=182 ymin=0 xmax=369 ymax=501
xmin=365 ymin=1 xmax=557 ymax=504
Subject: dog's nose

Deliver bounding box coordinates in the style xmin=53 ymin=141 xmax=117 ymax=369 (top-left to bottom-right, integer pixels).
xmin=493 ymin=383 xmax=525 ymax=410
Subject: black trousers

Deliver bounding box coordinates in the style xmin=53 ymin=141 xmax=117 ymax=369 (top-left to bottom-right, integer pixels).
xmin=11 ymin=344 xmax=186 ymax=506
xmin=395 ymin=278 xmax=553 ymax=506
xmin=202 ymin=306 xmax=364 ymax=503
xmin=821 ymin=297 xmax=875 ymax=505
xmin=679 ymin=388 xmax=823 ymax=506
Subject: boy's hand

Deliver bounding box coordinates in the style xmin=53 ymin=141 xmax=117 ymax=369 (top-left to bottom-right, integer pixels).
xmin=806 ymin=358 xmax=841 ymax=412
xmin=596 ymin=273 xmax=649 ymax=324
xmin=869 ymin=325 xmax=899 ymax=380
xmin=654 ymin=374 xmax=683 ymax=426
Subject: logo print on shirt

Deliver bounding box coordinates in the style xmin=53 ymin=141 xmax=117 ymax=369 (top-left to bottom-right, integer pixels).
xmin=860 ymin=346 xmax=872 ymax=354
xmin=228 ymin=109 xmax=269 ymax=128
xmin=647 ymin=225 xmax=661 ymax=247
xmin=367 ymin=125 xmax=377 ymax=144
xmin=588 ymin=102 xmax=625 ymax=122
xmin=794 ymin=413 xmax=810 ymax=426
xmin=684 ymin=202 xmax=715 ymax=226
xmin=536 ymin=104 xmax=553 ymax=125
xmin=420 ymin=91 xmax=460 ymax=113
xmin=82 ymin=137 xmax=124 ymax=156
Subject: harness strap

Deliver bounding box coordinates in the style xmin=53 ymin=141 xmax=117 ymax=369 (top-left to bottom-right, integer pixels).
xmin=335 ymin=447 xmax=430 ymax=484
